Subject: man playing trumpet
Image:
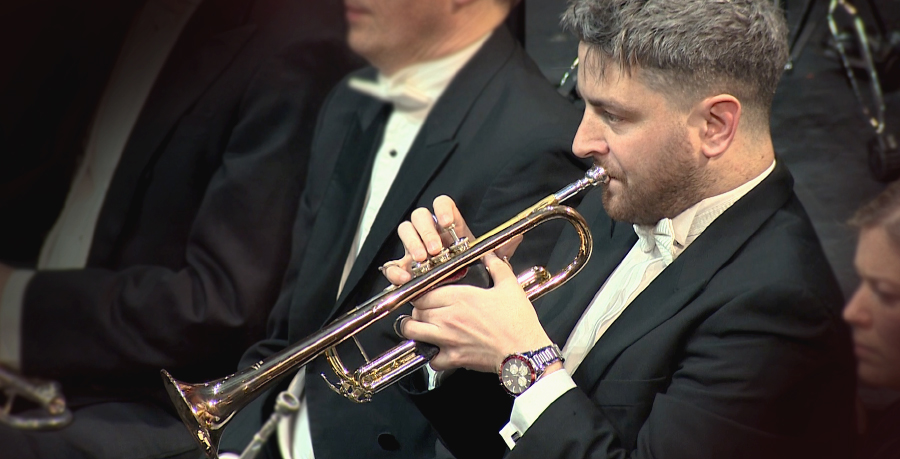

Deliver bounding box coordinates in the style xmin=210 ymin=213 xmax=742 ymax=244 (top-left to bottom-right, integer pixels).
xmin=214 ymin=0 xmax=586 ymax=458
xmin=384 ymin=1 xmax=858 ymax=457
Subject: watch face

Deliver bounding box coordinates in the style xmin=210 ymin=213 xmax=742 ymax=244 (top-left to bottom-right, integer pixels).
xmin=500 ymin=355 xmax=535 ymax=396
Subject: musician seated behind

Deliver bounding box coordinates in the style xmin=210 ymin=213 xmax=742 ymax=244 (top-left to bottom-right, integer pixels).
xmin=844 ymin=180 xmax=900 ymax=459
xmin=384 ymin=1 xmax=857 ymax=458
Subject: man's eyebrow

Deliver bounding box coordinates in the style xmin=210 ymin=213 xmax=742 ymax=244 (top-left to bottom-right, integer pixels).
xmin=576 ymin=78 xmax=632 ymax=113
xmin=581 ymin=91 xmax=628 ymax=113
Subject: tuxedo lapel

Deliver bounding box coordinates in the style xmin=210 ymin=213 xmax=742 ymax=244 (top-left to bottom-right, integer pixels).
xmin=90 ymin=7 xmax=257 ymax=263
xmin=538 ymin=188 xmax=637 ymax=346
xmin=332 ymin=133 xmax=458 ymax=311
xmin=287 ymin=100 xmax=391 ymax=341
xmin=570 ymin=162 xmax=795 ymax=390
xmin=333 ymin=28 xmax=519 ymax=311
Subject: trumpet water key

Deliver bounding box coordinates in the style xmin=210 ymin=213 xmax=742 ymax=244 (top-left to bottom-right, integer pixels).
xmin=161 ymin=165 xmax=608 ymax=459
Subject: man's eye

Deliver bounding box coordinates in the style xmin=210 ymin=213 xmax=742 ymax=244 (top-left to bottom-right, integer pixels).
xmin=603 ymin=111 xmax=623 ymax=123
xmin=872 ymin=284 xmax=900 ymax=307
xmin=877 ymin=291 xmax=900 ymax=307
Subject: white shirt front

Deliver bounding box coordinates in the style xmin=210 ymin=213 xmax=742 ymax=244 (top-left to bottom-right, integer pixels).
xmin=0 ymin=0 xmax=202 ymax=369
xmin=279 ymin=33 xmax=491 ymax=459
xmin=500 ymin=160 xmax=777 ymax=449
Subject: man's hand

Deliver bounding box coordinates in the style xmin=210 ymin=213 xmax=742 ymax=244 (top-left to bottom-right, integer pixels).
xmin=382 ymin=195 xmax=521 ymax=285
xmin=382 ymin=195 xmax=478 ymax=285
xmin=399 ymin=252 xmax=554 ymax=373
xmin=380 ymin=195 xmax=550 ymax=374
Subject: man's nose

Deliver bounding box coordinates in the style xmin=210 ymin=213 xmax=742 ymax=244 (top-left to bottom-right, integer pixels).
xmin=572 ymin=116 xmax=608 ymax=159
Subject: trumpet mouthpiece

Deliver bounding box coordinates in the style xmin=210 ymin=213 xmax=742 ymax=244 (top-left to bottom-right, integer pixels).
xmin=586 ymin=165 xmax=609 ymax=185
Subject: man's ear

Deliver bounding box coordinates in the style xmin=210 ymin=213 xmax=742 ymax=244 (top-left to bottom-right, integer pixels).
xmin=697 ymin=94 xmax=740 ymax=159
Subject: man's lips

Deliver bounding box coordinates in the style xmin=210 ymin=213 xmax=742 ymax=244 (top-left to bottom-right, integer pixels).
xmin=593 ymin=163 xmax=620 ymax=182
xmin=601 ymin=171 xmax=621 ymax=182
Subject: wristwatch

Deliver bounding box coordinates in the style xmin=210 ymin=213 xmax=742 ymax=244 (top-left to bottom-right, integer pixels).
xmin=499 ymin=344 xmax=564 ymax=396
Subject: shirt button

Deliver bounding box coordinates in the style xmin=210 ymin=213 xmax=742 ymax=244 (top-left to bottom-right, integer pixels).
xmin=377 ymin=433 xmax=400 ymax=451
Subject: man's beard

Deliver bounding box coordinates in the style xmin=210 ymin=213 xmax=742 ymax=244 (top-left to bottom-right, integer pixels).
xmin=600 ymin=133 xmax=707 ymax=226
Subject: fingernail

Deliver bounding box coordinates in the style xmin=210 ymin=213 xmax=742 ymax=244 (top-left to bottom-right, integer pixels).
xmin=427 ymin=241 xmax=440 ymax=253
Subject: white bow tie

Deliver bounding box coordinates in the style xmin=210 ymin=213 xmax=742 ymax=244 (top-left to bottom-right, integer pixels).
xmin=633 ymin=219 xmax=676 ymax=266
xmin=348 ymin=77 xmax=431 ymax=111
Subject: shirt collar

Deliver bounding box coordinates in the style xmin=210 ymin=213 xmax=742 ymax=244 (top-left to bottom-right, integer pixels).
xmin=349 ymin=32 xmax=490 ymax=113
xmin=635 ymin=159 xmax=776 ymax=258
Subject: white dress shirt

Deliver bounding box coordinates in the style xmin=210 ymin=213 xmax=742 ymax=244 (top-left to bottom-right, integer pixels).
xmin=277 ymin=34 xmax=491 ymax=459
xmin=499 ymin=160 xmax=777 ymax=449
xmin=0 ymin=0 xmax=202 ymax=369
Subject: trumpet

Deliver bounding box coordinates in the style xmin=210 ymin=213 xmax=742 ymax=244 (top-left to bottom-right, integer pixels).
xmin=161 ymin=165 xmax=608 ymax=459
xmin=0 ymin=365 xmax=72 ymax=430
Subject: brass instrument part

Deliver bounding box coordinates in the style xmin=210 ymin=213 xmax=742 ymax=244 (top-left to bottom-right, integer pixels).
xmin=162 ymin=165 xmax=607 ymax=459
xmin=0 ymin=365 xmax=73 ymax=430
xmin=321 ymin=205 xmax=592 ymax=402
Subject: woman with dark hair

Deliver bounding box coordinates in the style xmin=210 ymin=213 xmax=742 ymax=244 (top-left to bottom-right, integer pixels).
xmin=844 ymin=180 xmax=900 ymax=459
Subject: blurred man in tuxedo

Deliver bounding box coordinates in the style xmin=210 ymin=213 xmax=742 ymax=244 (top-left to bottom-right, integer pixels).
xmin=0 ymin=0 xmax=360 ymax=457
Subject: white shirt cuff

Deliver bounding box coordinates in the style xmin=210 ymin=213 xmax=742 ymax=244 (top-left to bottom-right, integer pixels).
xmin=425 ymin=363 xmax=443 ymax=390
xmin=0 ymin=269 xmax=35 ymax=370
xmin=499 ymin=369 xmax=576 ymax=449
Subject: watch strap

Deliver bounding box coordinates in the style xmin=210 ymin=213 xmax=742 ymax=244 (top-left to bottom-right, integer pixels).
xmin=523 ymin=344 xmax=564 ymax=378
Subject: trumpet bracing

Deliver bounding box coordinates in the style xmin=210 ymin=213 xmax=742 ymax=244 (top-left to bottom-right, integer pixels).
xmin=0 ymin=365 xmax=72 ymax=430
xmin=161 ymin=165 xmax=608 ymax=459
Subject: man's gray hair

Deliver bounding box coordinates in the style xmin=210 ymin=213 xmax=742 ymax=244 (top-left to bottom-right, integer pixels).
xmin=561 ymin=0 xmax=789 ymax=126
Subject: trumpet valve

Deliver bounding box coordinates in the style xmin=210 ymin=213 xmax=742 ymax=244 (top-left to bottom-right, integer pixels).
xmin=410 ymin=260 xmax=432 ymax=277
xmin=449 ymin=237 xmax=469 ymax=255
xmin=433 ymin=248 xmax=453 ymax=265
xmin=409 ymin=237 xmax=469 ymax=278
xmin=445 ymin=223 xmax=460 ymax=243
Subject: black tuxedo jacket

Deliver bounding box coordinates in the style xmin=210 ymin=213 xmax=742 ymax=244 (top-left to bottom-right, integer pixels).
xmin=0 ymin=0 xmax=360 ymax=459
xmin=221 ymin=27 xmax=587 ymax=459
xmin=0 ymin=2 xmax=361 ymax=458
xmin=1 ymin=0 xmax=146 ymax=260
xmin=15 ymin=0 xmax=361 ymax=389
xmin=418 ymin=161 xmax=858 ymax=459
